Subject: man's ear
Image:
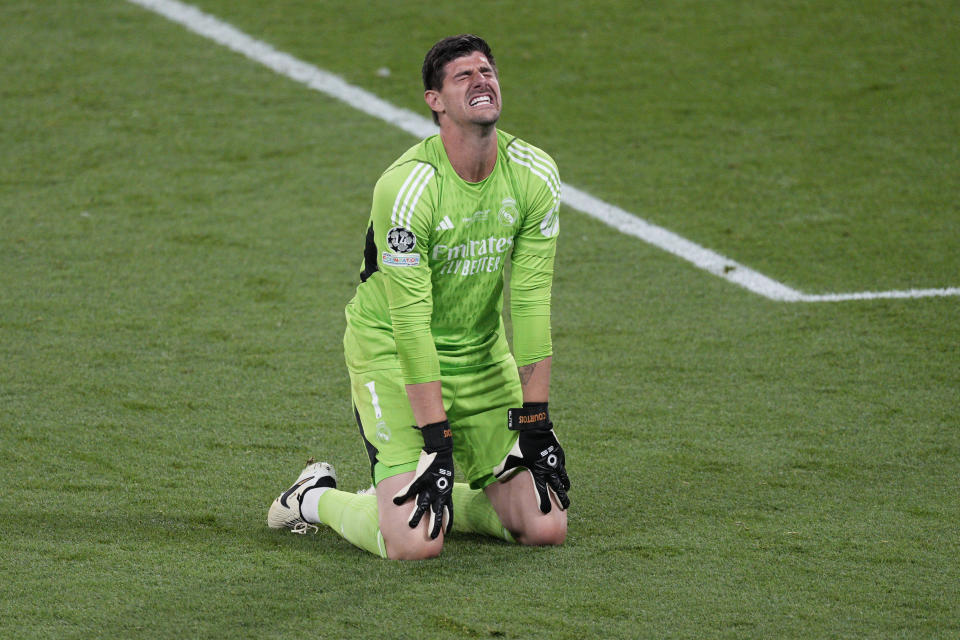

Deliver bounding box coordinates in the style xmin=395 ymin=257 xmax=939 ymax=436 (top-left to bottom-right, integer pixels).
xmin=424 ymin=90 xmax=444 ymax=118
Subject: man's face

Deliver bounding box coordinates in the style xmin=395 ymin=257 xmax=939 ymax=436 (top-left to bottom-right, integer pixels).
xmin=428 ymin=51 xmax=501 ymax=127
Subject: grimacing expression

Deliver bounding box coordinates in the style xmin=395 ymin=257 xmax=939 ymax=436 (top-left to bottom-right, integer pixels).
xmin=430 ymin=51 xmax=501 ymax=127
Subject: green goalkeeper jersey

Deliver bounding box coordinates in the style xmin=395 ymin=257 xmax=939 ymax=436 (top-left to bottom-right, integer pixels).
xmin=344 ymin=130 xmax=560 ymax=384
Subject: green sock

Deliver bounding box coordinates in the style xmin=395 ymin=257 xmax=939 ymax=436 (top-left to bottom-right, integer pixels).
xmin=313 ymin=489 xmax=387 ymax=558
xmin=452 ymin=483 xmax=515 ymax=543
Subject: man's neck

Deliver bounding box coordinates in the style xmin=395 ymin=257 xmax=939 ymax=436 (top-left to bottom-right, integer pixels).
xmin=439 ymin=124 xmax=498 ymax=183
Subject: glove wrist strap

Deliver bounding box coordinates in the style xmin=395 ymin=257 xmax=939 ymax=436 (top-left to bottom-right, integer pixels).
xmin=507 ymin=402 xmax=551 ymax=431
xmin=418 ymin=420 xmax=453 ymax=452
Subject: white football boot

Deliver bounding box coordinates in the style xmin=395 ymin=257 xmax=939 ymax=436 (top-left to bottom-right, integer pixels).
xmin=267 ymin=459 xmax=337 ymax=534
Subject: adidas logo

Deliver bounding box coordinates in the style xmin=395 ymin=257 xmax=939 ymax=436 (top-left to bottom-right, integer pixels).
xmin=435 ymin=215 xmax=454 ymax=231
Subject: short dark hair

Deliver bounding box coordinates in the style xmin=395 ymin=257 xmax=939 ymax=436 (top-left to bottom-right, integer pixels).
xmin=422 ymin=34 xmax=497 ymax=125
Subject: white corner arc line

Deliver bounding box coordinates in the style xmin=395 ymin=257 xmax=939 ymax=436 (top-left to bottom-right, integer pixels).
xmin=125 ymin=0 xmax=959 ymax=303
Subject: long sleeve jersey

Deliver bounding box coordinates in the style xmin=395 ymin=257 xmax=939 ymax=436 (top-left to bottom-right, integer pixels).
xmin=343 ymin=130 xmax=560 ymax=384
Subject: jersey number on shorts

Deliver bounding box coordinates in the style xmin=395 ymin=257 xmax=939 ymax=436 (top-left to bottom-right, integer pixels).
xmin=364 ymin=381 xmax=383 ymax=419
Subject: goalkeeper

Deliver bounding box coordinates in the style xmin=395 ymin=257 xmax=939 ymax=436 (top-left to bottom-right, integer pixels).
xmin=268 ymin=34 xmax=570 ymax=559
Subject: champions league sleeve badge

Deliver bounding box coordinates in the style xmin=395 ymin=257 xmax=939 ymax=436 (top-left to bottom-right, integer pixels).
xmin=386 ymin=226 xmax=417 ymax=253
xmin=382 ymin=226 xmax=420 ymax=267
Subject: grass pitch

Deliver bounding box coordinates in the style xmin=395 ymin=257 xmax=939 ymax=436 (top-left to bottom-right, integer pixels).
xmin=2 ymin=1 xmax=958 ymax=638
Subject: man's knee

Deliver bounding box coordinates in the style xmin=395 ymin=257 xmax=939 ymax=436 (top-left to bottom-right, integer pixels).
xmin=382 ymin=528 xmax=445 ymax=560
xmin=514 ymin=512 xmax=567 ymax=547
xmin=485 ymin=471 xmax=569 ymax=546
xmin=377 ymin=473 xmax=446 ymax=560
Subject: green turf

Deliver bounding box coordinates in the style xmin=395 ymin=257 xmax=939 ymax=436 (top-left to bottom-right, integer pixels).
xmin=188 ymin=0 xmax=960 ymax=293
xmin=1 ymin=1 xmax=958 ymax=638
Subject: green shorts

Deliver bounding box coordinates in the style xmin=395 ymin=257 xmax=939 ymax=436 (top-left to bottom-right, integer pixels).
xmin=349 ymin=356 xmax=522 ymax=490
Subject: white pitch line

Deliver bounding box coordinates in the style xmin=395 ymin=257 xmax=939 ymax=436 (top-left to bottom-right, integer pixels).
xmin=798 ymin=287 xmax=960 ymax=302
xmin=560 ymin=185 xmax=806 ymax=302
xmin=125 ymin=0 xmax=959 ymax=303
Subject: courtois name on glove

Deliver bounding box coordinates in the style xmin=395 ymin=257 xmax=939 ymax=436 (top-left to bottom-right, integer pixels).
xmin=508 ymin=404 xmax=550 ymax=429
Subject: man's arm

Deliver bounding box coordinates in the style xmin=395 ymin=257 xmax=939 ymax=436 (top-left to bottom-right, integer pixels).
xmin=508 ymin=141 xmax=559 ymax=376
xmin=370 ymin=162 xmax=453 ymax=537
xmin=391 ymin=386 xmax=454 ymax=539
xmin=496 ymin=143 xmax=568 ymax=512
xmin=494 ymin=353 xmax=570 ymax=513
xmin=405 ymin=380 xmax=447 ymax=427
xmin=518 ymin=356 xmax=551 ymax=403
xmin=371 ymin=162 xmax=442 ymax=386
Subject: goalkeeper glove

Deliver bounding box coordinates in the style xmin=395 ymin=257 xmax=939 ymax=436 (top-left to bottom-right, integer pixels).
xmin=493 ymin=402 xmax=570 ymax=514
xmin=392 ymin=420 xmax=454 ymax=539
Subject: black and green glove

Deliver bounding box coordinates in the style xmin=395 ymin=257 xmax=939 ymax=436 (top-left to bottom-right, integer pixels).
xmin=392 ymin=420 xmax=454 ymax=539
xmin=493 ymin=403 xmax=570 ymax=513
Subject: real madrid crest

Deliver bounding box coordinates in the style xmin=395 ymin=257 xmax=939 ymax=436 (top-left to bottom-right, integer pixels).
xmin=498 ymin=198 xmax=518 ymax=226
